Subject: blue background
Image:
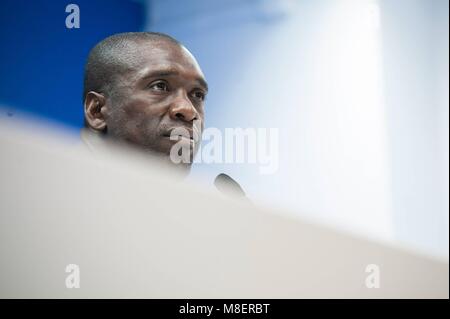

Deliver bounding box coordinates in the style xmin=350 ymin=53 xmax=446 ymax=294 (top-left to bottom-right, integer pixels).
xmin=0 ymin=0 xmax=145 ymax=127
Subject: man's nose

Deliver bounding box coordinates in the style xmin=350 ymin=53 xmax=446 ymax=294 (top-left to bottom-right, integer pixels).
xmin=168 ymin=94 xmax=198 ymax=123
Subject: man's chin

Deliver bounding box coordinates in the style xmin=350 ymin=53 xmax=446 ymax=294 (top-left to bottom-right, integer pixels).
xmin=154 ymin=139 xmax=198 ymax=165
xmin=146 ymin=144 xmax=197 ymax=171
xmin=138 ymin=145 xmax=195 ymax=179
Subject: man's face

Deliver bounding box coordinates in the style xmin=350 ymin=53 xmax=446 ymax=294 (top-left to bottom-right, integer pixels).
xmin=103 ymin=40 xmax=207 ymax=163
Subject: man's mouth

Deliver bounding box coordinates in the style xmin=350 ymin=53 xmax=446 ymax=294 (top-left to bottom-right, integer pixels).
xmin=164 ymin=134 xmax=193 ymax=142
xmin=162 ymin=128 xmax=195 ymax=142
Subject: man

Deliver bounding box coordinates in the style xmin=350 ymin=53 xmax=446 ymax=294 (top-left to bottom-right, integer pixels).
xmin=81 ymin=32 xmax=247 ymax=198
xmin=81 ymin=32 xmax=208 ymax=177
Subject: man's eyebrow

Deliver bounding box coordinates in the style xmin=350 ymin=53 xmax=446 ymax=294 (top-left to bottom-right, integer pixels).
xmin=197 ymin=77 xmax=209 ymax=92
xmin=141 ymin=70 xmax=208 ymax=91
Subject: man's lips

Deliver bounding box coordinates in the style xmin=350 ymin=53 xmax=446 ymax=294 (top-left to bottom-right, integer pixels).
xmin=162 ymin=128 xmax=196 ymax=142
xmin=162 ymin=127 xmax=198 ymax=141
xmin=163 ymin=134 xmax=193 ymax=142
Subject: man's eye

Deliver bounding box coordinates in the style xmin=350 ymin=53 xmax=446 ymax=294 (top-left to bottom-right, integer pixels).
xmin=192 ymin=90 xmax=206 ymax=101
xmin=149 ymin=81 xmax=169 ymax=91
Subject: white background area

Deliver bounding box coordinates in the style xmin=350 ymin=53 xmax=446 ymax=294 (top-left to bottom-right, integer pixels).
xmin=145 ymin=0 xmax=449 ymax=258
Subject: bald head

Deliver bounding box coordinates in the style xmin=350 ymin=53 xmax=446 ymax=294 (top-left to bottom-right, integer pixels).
xmin=83 ymin=32 xmax=181 ymax=102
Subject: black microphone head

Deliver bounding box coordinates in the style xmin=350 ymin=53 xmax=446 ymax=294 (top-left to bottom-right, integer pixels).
xmin=214 ymin=173 xmax=246 ymax=198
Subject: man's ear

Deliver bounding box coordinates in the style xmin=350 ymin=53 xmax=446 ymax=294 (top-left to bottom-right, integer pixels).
xmin=84 ymin=91 xmax=108 ymax=131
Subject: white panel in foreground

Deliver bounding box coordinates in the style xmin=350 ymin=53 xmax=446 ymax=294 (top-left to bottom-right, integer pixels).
xmin=0 ymin=119 xmax=448 ymax=298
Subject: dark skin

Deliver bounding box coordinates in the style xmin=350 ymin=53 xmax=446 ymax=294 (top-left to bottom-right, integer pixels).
xmin=84 ymin=40 xmax=207 ymax=171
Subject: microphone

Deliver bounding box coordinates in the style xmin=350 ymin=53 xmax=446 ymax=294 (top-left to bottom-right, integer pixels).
xmin=214 ymin=173 xmax=248 ymax=201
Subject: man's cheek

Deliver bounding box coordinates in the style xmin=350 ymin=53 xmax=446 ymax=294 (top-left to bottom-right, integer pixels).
xmin=141 ymin=121 xmax=160 ymax=145
xmin=120 ymin=117 xmax=145 ymax=144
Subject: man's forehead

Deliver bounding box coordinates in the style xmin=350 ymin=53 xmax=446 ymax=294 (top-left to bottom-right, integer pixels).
xmin=134 ymin=41 xmax=203 ymax=76
xmin=117 ymin=41 xmax=206 ymax=91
